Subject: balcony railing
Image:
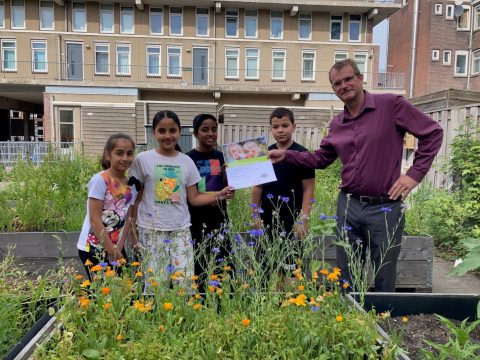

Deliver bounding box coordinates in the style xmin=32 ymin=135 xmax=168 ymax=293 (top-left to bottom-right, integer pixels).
xmin=0 ymin=61 xmax=406 ymax=92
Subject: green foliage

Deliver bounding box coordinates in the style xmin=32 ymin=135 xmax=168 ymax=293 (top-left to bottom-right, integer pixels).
xmin=421 ymin=314 xmax=480 ymax=359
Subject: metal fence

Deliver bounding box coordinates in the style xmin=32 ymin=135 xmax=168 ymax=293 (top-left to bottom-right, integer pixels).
xmin=0 ymin=142 xmax=81 ymax=165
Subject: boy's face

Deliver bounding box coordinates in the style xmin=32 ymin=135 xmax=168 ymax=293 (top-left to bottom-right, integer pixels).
xmin=271 ymin=116 xmax=295 ymax=146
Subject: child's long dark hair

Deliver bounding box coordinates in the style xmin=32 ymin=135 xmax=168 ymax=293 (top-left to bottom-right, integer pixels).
xmin=101 ymin=133 xmax=135 ymax=170
xmin=152 ymin=110 xmax=182 ymax=152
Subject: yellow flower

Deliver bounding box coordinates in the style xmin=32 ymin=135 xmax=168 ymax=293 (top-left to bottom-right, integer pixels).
xmin=75 ymin=274 xmax=84 ymax=280
xmin=118 ymin=258 xmax=127 ymax=266
xmin=80 ymin=280 xmax=91 ymax=288
xmin=147 ymin=267 xmax=154 ymax=273
xmin=402 ymin=316 xmax=408 ymax=323
xmin=133 ymin=300 xmax=153 ymax=313
xmin=216 ymin=288 xmax=223 ymax=296
xmin=178 ymin=289 xmax=185 ymax=296
xmin=210 ymin=274 xmax=220 ymax=281
xmin=193 ymin=303 xmax=202 ymax=310
xmin=291 ymin=294 xmax=307 ymax=307
xmin=173 ymin=271 xmax=185 ymax=278
xmin=90 ymin=265 xmax=102 ymax=272
xmin=327 ymin=273 xmax=339 ymax=282
xmin=191 ymin=283 xmax=199 ymax=289
xmin=224 ymin=265 xmax=232 ymax=271
xmin=103 ymin=302 xmax=112 ymax=310
xmin=105 ymin=269 xmax=116 ymax=277
xmin=320 ymin=269 xmax=329 ymax=275
xmin=379 ymin=311 xmax=391 ymax=320
xmin=335 ymin=315 xmax=343 ymax=322
xmin=101 ymin=287 xmax=110 ymax=295
xmin=298 ymin=285 xmax=305 ymax=291
xmin=312 ymin=271 xmax=319 ymax=279
xmin=208 ymin=285 xmax=215 ymax=293
xmin=241 ymin=319 xmax=251 ymax=327
xmin=194 ymin=294 xmax=201 ymax=299
xmin=79 ymin=297 xmax=90 ymax=308
xmin=241 ymin=283 xmax=250 ymax=289
xmin=332 ymin=267 xmax=341 ymax=275
xmin=135 ymin=271 xmax=143 ymax=277
xmin=116 ymin=334 xmax=123 ymax=341
xmin=131 ymin=261 xmax=140 ymax=267
xmin=84 ymin=259 xmax=93 ymax=267
xmin=191 ymin=275 xmax=199 ymax=281
xmin=342 ymin=282 xmax=350 ymax=289
xmin=148 ymin=279 xmax=159 ymax=287
xmin=163 ymin=302 xmax=174 ymax=311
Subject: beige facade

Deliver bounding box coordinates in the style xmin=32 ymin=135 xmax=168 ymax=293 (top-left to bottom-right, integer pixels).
xmin=0 ymin=0 xmax=404 ymax=152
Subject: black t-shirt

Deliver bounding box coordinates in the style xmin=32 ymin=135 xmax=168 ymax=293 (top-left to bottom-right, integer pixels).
xmin=186 ymin=149 xmax=227 ymax=229
xmin=260 ymin=142 xmax=315 ymax=233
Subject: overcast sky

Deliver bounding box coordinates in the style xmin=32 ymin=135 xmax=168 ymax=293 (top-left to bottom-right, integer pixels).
xmin=372 ymin=19 xmax=388 ymax=72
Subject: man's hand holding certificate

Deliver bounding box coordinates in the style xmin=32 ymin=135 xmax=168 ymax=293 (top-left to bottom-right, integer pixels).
xmin=221 ymin=136 xmax=277 ymax=189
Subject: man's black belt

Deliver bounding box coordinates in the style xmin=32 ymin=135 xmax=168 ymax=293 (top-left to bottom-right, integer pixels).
xmin=342 ymin=190 xmax=400 ymax=205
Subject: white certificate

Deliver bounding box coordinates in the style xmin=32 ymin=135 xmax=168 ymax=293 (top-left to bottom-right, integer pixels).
xmin=221 ymin=136 xmax=277 ymax=189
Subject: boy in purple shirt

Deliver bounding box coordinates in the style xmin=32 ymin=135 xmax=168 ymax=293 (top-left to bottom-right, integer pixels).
xmin=269 ymin=59 xmax=443 ymax=292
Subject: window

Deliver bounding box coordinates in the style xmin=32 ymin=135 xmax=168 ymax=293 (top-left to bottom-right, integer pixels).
xmin=272 ymin=49 xmax=286 ymax=80
xmin=100 ymin=3 xmax=113 ymax=33
xmin=120 ymin=6 xmax=134 ymax=34
xmin=446 ymin=4 xmax=454 ymax=20
xmin=349 ymin=14 xmax=361 ymax=42
xmin=58 ymin=109 xmax=74 ymax=143
xmin=40 ymin=1 xmax=54 ymax=30
xmin=116 ymin=43 xmax=131 ymax=75
xmin=0 ymin=1 xmax=4 ymax=28
xmin=432 ymin=49 xmax=440 ymax=61
xmin=443 ymin=50 xmax=451 ymax=65
xmin=473 ymin=50 xmax=480 ymax=75
xmin=1 ymin=39 xmax=16 ymax=71
xmin=150 ymin=7 xmax=163 ymax=35
xmin=146 ymin=45 xmax=161 ymax=76
xmin=354 ymin=52 xmax=367 ymax=75
xmin=298 ymin=13 xmax=311 ymax=40
xmin=226 ymin=9 xmax=238 ymax=37
xmin=270 ymin=11 xmax=283 ymax=39
xmin=334 ymin=51 xmax=348 ymax=63
xmin=434 ymin=4 xmax=442 ymax=15
xmin=457 ymin=6 xmax=470 ymax=30
xmin=454 ymin=51 xmax=468 ymax=76
xmin=32 ymin=41 xmax=47 ymax=72
xmin=475 ymin=6 xmax=480 ymax=30
xmin=330 ymin=15 xmax=343 ymax=41
xmin=12 ymin=0 xmax=25 ymax=29
xmin=170 ymin=7 xmax=182 ymax=36
xmin=196 ymin=8 xmax=209 ymax=36
xmin=167 ymin=46 xmax=181 ymax=77
xmin=225 ymin=48 xmax=239 ymax=78
xmin=245 ymin=48 xmax=259 ymax=79
xmin=95 ymin=43 xmax=109 ymax=74
xmin=302 ymin=51 xmax=315 ymax=81
xmin=72 ymin=2 xmax=86 ymax=32
xmin=244 ymin=9 xmax=257 ymax=38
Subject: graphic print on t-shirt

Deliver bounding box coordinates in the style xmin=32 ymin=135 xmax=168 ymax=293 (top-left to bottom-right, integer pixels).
xmin=154 ymin=164 xmax=183 ymax=204
xmin=195 ymin=159 xmax=222 ymax=192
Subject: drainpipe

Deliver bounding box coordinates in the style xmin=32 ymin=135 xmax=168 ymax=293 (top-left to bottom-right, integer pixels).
xmin=409 ymin=0 xmax=419 ymax=98
xmin=467 ymin=4 xmax=474 ymax=90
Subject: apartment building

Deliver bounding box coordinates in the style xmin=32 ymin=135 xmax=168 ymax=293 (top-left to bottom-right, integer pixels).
xmin=388 ymin=0 xmax=480 ymax=98
xmin=0 ymin=0 xmax=403 ymax=153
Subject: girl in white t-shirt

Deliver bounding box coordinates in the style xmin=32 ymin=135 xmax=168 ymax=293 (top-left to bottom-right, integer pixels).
xmin=130 ymin=110 xmax=232 ymax=286
xmin=77 ymin=133 xmax=140 ymax=277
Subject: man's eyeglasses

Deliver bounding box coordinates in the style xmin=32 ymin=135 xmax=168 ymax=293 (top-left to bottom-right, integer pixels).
xmin=332 ymin=75 xmax=358 ymax=89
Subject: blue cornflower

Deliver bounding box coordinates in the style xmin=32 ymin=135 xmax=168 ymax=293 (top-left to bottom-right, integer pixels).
xmin=250 ymin=203 xmax=258 ymax=208
xmin=163 ymin=238 xmax=172 ymax=244
xmin=310 ymin=306 xmax=320 ymax=312
xmin=381 ymin=207 xmax=393 ymax=213
xmin=234 ymin=234 xmax=242 ymax=244
xmin=166 ymin=264 xmax=175 ymax=273
xmin=252 ymin=213 xmax=259 ymax=219
xmin=257 ymin=208 xmax=264 ymax=214
xmin=110 ymin=261 xmax=119 ymax=267
xmin=332 ymin=215 xmax=339 ymax=221
xmin=190 ymin=239 xmax=195 ymax=246
xmin=212 ymin=247 xmax=221 ymax=254
xmin=247 ymin=241 xmax=256 ymax=247
xmin=311 ymin=198 xmax=317 ymax=203
xmin=247 ymin=229 xmax=264 ymax=237
xmin=297 ymin=221 xmax=304 ymax=225
xmin=216 ymin=257 xmax=224 ymax=263
xmin=342 ymin=225 xmax=352 ymax=231
xmin=99 ymin=262 xmax=108 ymax=268
xmin=267 ymin=193 xmax=274 ymax=199
xmin=222 ymin=227 xmax=229 ymax=234
xmin=280 ymin=196 xmax=290 ymax=202
xmin=320 ymin=213 xmax=330 ymax=220
xmin=209 ymin=280 xmax=220 ymax=287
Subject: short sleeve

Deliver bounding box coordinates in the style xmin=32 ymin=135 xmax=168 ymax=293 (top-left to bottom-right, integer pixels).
xmin=87 ymin=173 xmax=107 ymax=201
xmin=129 ymin=156 xmax=144 ymax=183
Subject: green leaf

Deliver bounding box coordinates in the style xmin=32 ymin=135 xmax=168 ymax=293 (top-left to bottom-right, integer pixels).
xmin=450 ymin=252 xmax=480 ymax=276
xmin=82 ymin=349 xmax=101 ymax=358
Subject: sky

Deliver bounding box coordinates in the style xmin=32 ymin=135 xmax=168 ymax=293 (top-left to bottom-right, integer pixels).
xmin=372 ymin=19 xmax=389 ymax=72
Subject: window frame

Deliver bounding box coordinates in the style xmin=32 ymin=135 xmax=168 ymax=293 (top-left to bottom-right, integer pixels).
xmin=167 ymin=45 xmax=182 ymax=77
xmin=244 ymin=9 xmax=257 ymax=39
xmin=32 ymin=40 xmax=48 ymax=73
xmin=270 ymin=10 xmax=284 ymax=40
xmin=2 ymin=39 xmax=16 ymax=71
xmin=446 ymin=4 xmax=454 ymax=20
xmin=39 ymin=0 xmax=54 ymax=30
xmin=72 ymin=1 xmax=86 ymax=32
xmin=225 ymin=9 xmax=238 ymax=38
xmin=120 ymin=5 xmax=134 ymax=34
xmin=271 ymin=49 xmax=286 ymax=80
xmin=116 ymin=43 xmax=131 ymax=76
xmin=99 ymin=3 xmax=114 ymax=34
xmin=454 ymin=50 xmax=468 ymax=77
xmin=94 ymin=42 xmax=110 ymax=75
xmin=146 ymin=44 xmax=161 ymax=77
xmin=349 ymin=14 xmax=361 ymax=42
xmin=58 ymin=108 xmax=75 ymax=143
xmin=11 ymin=0 xmax=25 ymax=29
xmin=434 ymin=4 xmax=442 ymax=16
xmin=225 ymin=47 xmax=239 ymax=79
xmin=334 ymin=51 xmax=348 ymax=64
xmin=169 ymin=6 xmax=183 ymax=36
xmin=301 ymin=50 xmax=315 ymax=81
xmin=330 ymin=15 xmax=343 ymax=41
xmin=443 ymin=50 xmax=451 ymax=65
xmin=457 ymin=5 xmax=470 ymax=31
xmin=150 ymin=7 xmax=163 ymax=35
xmin=0 ymin=1 xmax=4 ymax=29
xmin=472 ymin=49 xmax=480 ymax=75
xmin=432 ymin=49 xmax=440 ymax=61
xmin=298 ymin=13 xmax=311 ymax=40
xmin=354 ymin=52 xmax=368 ymax=77
xmin=245 ymin=47 xmax=259 ymax=80
xmin=196 ymin=7 xmax=209 ymax=37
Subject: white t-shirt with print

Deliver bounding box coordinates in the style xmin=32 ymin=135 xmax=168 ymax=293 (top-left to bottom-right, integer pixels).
xmin=130 ymin=149 xmax=201 ymax=231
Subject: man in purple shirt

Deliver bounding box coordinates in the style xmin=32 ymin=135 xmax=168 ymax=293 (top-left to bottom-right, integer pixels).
xmin=269 ymin=59 xmax=443 ymax=292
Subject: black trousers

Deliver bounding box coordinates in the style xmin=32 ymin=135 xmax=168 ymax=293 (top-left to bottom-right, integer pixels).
xmin=78 ymin=247 xmax=128 ymax=281
xmin=335 ymin=191 xmax=405 ymax=292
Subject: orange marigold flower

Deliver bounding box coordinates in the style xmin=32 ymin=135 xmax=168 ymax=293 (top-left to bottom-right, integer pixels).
xmin=241 ymin=319 xmax=251 ymax=327
xmin=118 ymin=258 xmax=127 ymax=265
xmin=163 ymin=302 xmax=174 ymax=311
xmin=101 ymin=287 xmax=110 ymax=295
xmin=75 ymin=274 xmax=84 ymax=280
xmin=147 ymin=267 xmax=154 ymax=273
xmin=103 ymin=302 xmax=112 ymax=310
xmin=159 ymin=325 xmax=165 ymax=333
xmin=105 ymin=269 xmax=116 ymax=277
xmin=193 ymin=303 xmax=202 ymax=310
xmin=79 ymin=297 xmax=90 ymax=308
xmin=131 ymin=261 xmax=140 ymax=267
xmin=208 ymin=285 xmax=215 ymax=293
xmin=241 ymin=283 xmax=250 ymax=289
xmin=80 ymin=280 xmax=91 ymax=288
xmin=210 ymin=274 xmax=220 ymax=281
xmin=191 ymin=275 xmax=199 ymax=281
xmin=327 ymin=273 xmax=339 ymax=282
xmin=116 ymin=334 xmax=123 ymax=340
xmin=178 ymin=289 xmax=185 ymax=296
xmin=332 ymin=267 xmax=341 ymax=275
xmin=90 ymin=265 xmax=102 ymax=272
xmin=223 ymin=265 xmax=232 ymax=271
xmin=291 ymin=294 xmax=307 ymax=307
xmin=191 ymin=283 xmax=199 ymax=289
xmin=298 ymin=285 xmax=305 ymax=291
xmin=149 ymin=280 xmax=159 ymax=287
xmin=320 ymin=269 xmax=329 ymax=275
xmin=312 ymin=271 xmax=319 ymax=279
xmin=342 ymin=282 xmax=350 ymax=289
xmin=84 ymin=259 xmax=93 ymax=266
xmin=135 ymin=271 xmax=143 ymax=277
xmin=194 ymin=294 xmax=201 ymax=299
xmin=336 ymin=315 xmax=343 ymax=322
xmin=216 ymin=288 xmax=223 ymax=296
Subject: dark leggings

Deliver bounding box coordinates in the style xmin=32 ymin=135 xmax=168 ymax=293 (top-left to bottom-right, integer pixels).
xmin=78 ymin=247 xmax=128 ymax=281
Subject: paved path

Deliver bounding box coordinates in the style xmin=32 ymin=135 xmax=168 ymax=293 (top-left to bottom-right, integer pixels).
xmin=432 ymin=256 xmax=480 ymax=294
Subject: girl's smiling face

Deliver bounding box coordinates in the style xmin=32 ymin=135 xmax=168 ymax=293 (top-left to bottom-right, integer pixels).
xmin=153 ymin=117 xmax=180 ymax=155
xmin=106 ymin=138 xmax=135 ymax=174
xmin=195 ymin=118 xmax=218 ymax=150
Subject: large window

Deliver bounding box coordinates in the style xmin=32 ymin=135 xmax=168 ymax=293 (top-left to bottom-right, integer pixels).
xmin=0 ymin=1 xmax=4 ymax=28
xmin=116 ymin=43 xmax=131 ymax=75
xmin=473 ymin=50 xmax=480 ymax=75
xmin=298 ymin=13 xmax=311 ymax=40
xmin=100 ymin=3 xmax=113 ymax=33
xmin=457 ymin=6 xmax=470 ymax=30
xmin=454 ymin=51 xmax=468 ymax=76
xmin=225 ymin=48 xmax=239 ymax=78
xmin=270 ymin=11 xmax=283 ymax=39
xmin=1 ymin=39 xmax=16 ymax=71
xmin=330 ymin=15 xmax=343 ymax=41
xmin=170 ymin=7 xmax=182 ymax=36
xmin=32 ymin=41 xmax=47 ymax=72
xmin=72 ymin=2 xmax=86 ymax=32
xmin=354 ymin=52 xmax=367 ymax=75
xmin=196 ymin=8 xmax=209 ymax=36
xmin=244 ymin=9 xmax=257 ymax=38
xmin=58 ymin=109 xmax=74 ymax=143
xmin=120 ymin=5 xmax=134 ymax=34
xmin=302 ymin=51 xmax=315 ymax=80
xmin=225 ymin=9 xmax=238 ymax=37
xmin=272 ymin=49 xmax=286 ymax=80
xmin=40 ymin=1 xmax=54 ymax=30
xmin=245 ymin=48 xmax=259 ymax=79
xmin=11 ymin=0 xmax=25 ymax=29
xmin=150 ymin=7 xmax=163 ymax=35
xmin=349 ymin=14 xmax=361 ymax=42
xmin=95 ymin=43 xmax=109 ymax=74
xmin=146 ymin=45 xmax=161 ymax=76
xmin=167 ymin=45 xmax=181 ymax=76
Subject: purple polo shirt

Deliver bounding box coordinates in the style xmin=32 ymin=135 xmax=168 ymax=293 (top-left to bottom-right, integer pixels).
xmin=284 ymin=91 xmax=443 ymax=197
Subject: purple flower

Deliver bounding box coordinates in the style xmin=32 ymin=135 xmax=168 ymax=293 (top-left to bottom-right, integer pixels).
xmin=310 ymin=198 xmax=317 ymax=204
xmin=342 ymin=225 xmax=352 ymax=231
xmin=320 ymin=214 xmax=330 ymax=220
xmin=267 ymin=193 xmax=274 ymax=199
xmin=216 ymin=257 xmax=224 ymax=263
xmin=297 ymin=221 xmax=304 ymax=225
xmin=332 ymin=215 xmax=339 ymax=221
xmin=280 ymin=196 xmax=290 ymax=202
xmin=212 ymin=247 xmax=221 ymax=254
xmin=190 ymin=239 xmax=195 ymax=246
xmin=381 ymin=207 xmax=392 ymax=213
xmin=110 ymin=261 xmax=119 ymax=267
xmin=234 ymin=234 xmax=242 ymax=244
xmin=209 ymin=280 xmax=220 ymax=287
xmin=310 ymin=306 xmax=320 ymax=312
xmin=99 ymin=262 xmax=108 ymax=268
xmin=247 ymin=229 xmax=264 ymax=237
xmin=222 ymin=227 xmax=229 ymax=234
xmin=252 ymin=213 xmax=259 ymax=219
xmin=163 ymin=238 xmax=172 ymax=244
xmin=166 ymin=264 xmax=175 ymax=273
xmin=250 ymin=203 xmax=258 ymax=208
xmin=247 ymin=241 xmax=256 ymax=247
xmin=257 ymin=208 xmax=264 ymax=214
